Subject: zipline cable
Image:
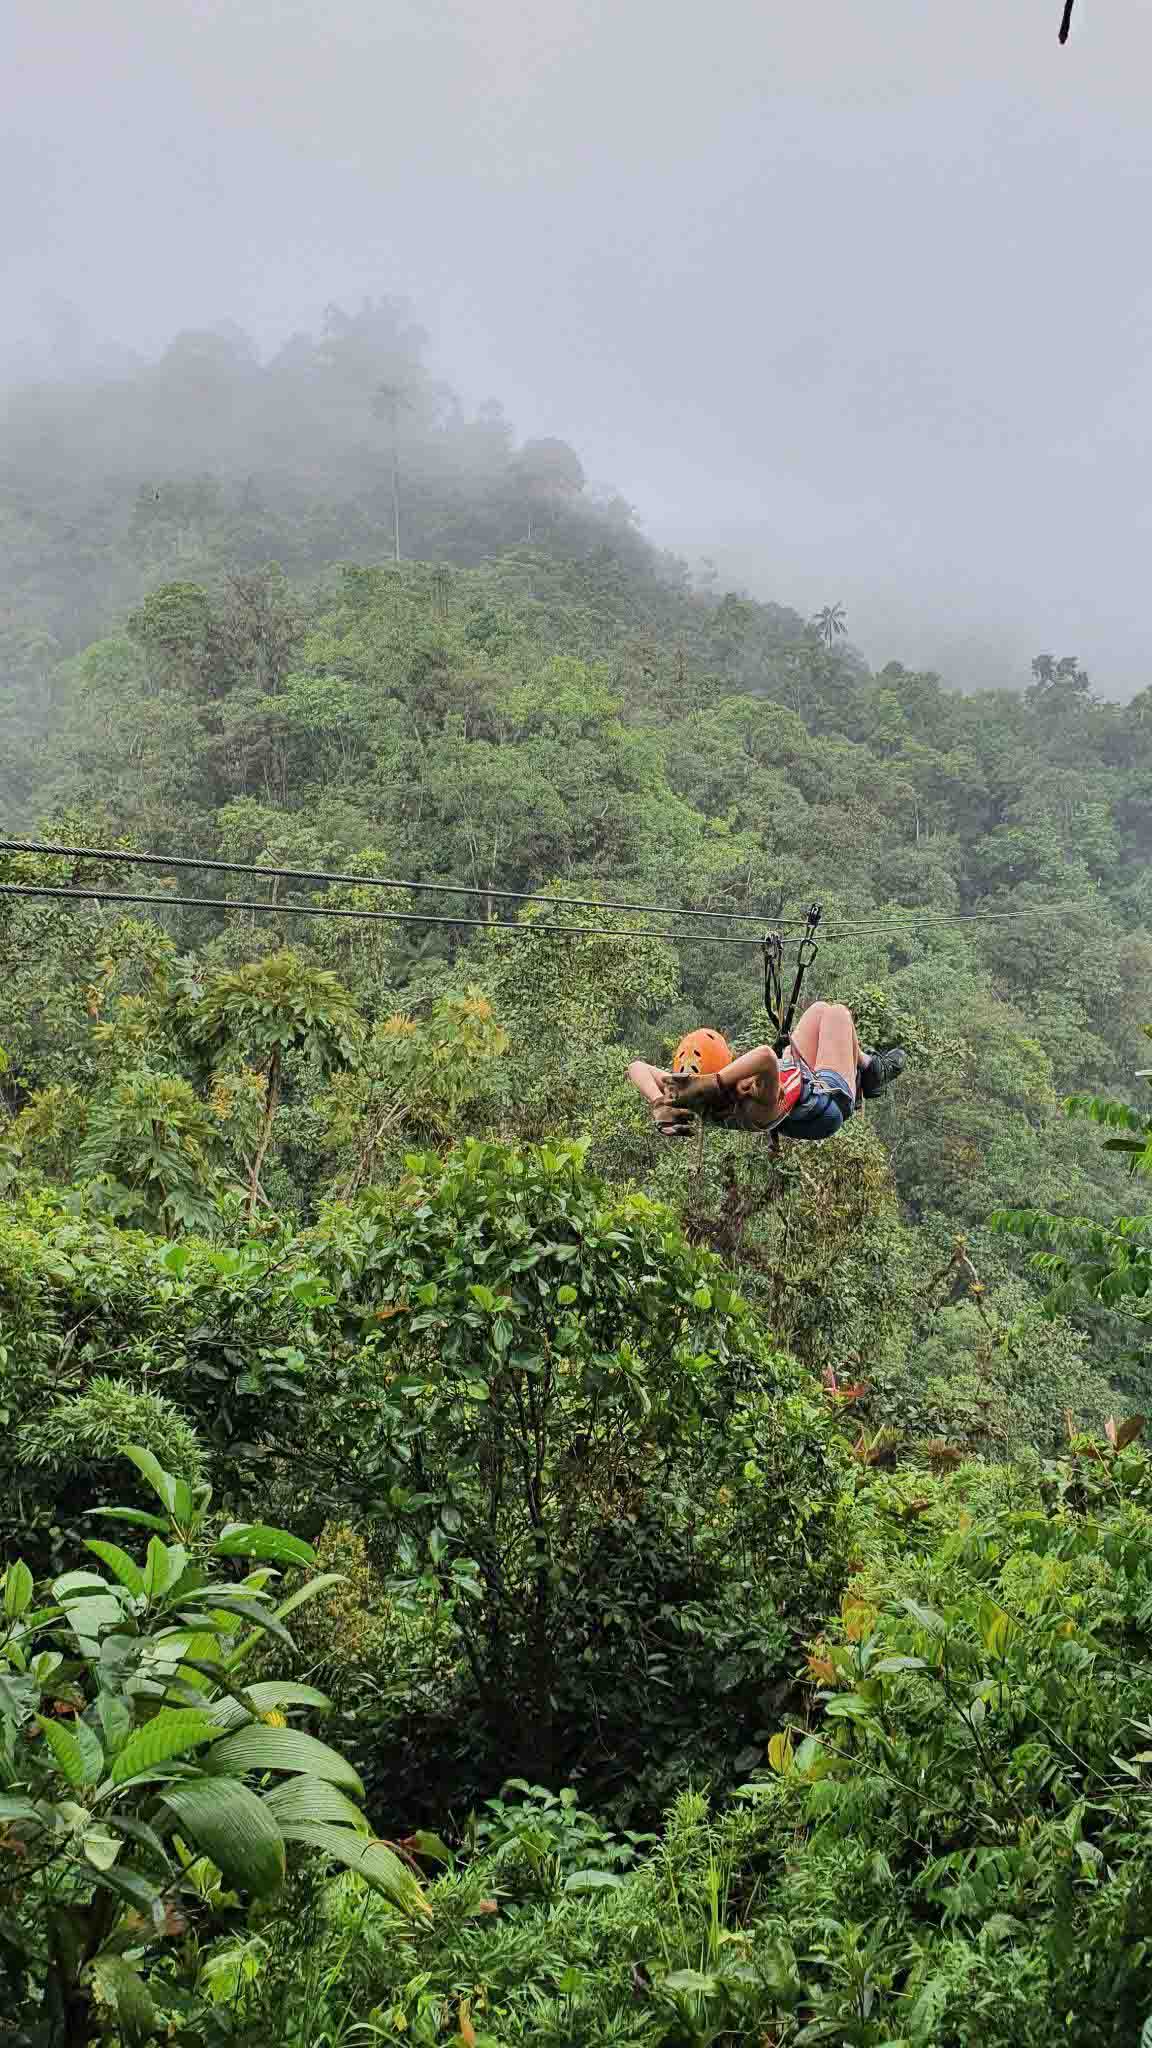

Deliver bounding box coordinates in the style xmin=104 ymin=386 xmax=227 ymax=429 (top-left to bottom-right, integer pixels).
xmin=0 ymin=838 xmax=1103 ymax=939
xmin=0 ymin=882 xmax=768 ymax=947
xmin=0 ymin=838 xmax=785 ymax=930
xmin=0 ymin=880 xmax=1108 ymax=950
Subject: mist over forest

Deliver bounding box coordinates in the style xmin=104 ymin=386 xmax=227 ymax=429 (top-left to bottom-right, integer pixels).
xmin=0 ymin=298 xmax=647 ymax=659
xmin=7 ymin=7 xmax=1152 ymax=2044
xmin=0 ymin=285 xmax=1134 ymax=757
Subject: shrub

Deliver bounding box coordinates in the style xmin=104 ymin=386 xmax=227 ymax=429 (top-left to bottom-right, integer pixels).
xmin=303 ymin=1138 xmax=851 ymax=1808
xmin=0 ymin=1450 xmax=425 ymax=2045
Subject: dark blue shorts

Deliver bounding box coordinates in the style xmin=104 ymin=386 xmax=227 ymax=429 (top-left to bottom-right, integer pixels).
xmin=779 ymin=1067 xmax=856 ymax=1142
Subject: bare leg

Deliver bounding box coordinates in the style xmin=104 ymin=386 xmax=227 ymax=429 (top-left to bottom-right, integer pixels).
xmin=789 ymin=1001 xmax=860 ymax=1080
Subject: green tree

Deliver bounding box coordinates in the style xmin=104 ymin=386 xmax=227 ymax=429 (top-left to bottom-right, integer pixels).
xmin=810 ymin=602 xmax=846 ymax=649
xmin=993 ymin=1036 xmax=1152 ymax=1395
xmin=311 ymin=1139 xmax=848 ymax=1788
xmin=372 ymin=381 xmax=409 ymax=564
xmin=73 ymin=1070 xmax=227 ymax=1233
xmin=185 ymin=951 xmax=363 ymax=1220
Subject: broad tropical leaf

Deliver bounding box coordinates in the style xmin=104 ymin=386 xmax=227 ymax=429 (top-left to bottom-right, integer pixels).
xmin=277 ymin=1819 xmax=428 ymax=1915
xmin=83 ymin=1541 xmax=146 ymax=1598
xmin=35 ymin=1715 xmax=87 ymax=1787
xmin=90 ymin=1955 xmax=157 ymax=2044
xmin=0 ymin=1673 xmax=39 ymax=1721
xmin=73 ymin=1716 xmax=106 ymax=1786
xmin=122 ymin=1445 xmax=179 ymax=1516
xmin=143 ymin=1538 xmax=188 ymax=1600
xmin=0 ymin=1794 xmax=43 ymax=1824
xmin=205 ymin=1682 xmax=331 ymax=1732
xmin=262 ymin=1772 xmax=368 ymax=1832
xmin=89 ymin=1508 xmax=170 ymax=1534
xmin=110 ymin=1708 xmax=224 ymax=1784
xmin=204 ymin=1723 xmax=363 ymax=1795
xmin=179 ymin=1591 xmax=296 ymax=1649
xmin=2 ymin=1560 xmax=33 ymax=1617
xmin=162 ymin=1778 xmax=286 ymax=1897
xmin=215 ymin=1525 xmax=318 ymax=1568
xmin=59 ymin=1590 xmax=125 ymax=1653
xmin=268 ymin=1572 xmax=347 ymax=1625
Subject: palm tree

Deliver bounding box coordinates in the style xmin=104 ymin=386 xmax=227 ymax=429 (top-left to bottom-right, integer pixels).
xmin=373 ymin=381 xmax=409 ymax=562
xmin=811 ymin=603 xmax=847 ymax=649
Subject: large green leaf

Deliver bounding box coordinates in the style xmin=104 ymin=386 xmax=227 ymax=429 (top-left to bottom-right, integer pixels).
xmin=162 ymin=1778 xmax=286 ymax=1897
xmin=82 ymin=1827 xmax=122 ymax=1871
xmin=0 ymin=1794 xmax=43 ymax=1825
xmin=145 ymin=1628 xmax=232 ymax=1694
xmin=179 ymin=1592 xmax=296 ymax=1650
xmin=143 ymin=1538 xmax=188 ymax=1600
xmin=278 ymin=1820 xmax=428 ymax=1916
xmin=55 ymin=1583 xmax=125 ymax=1653
xmin=89 ymin=1507 xmax=170 ymax=1535
xmin=53 ymin=1569 xmax=110 ymax=1598
xmin=3 ymin=1560 xmax=33 ymax=1618
xmin=661 ymin=1968 xmax=719 ymax=1994
xmin=204 ymin=1724 xmax=363 ymax=1795
xmin=35 ymin=1716 xmax=87 ymax=1787
xmin=224 ymin=1574 xmax=347 ymax=1674
xmin=108 ymin=1814 xmax=172 ymax=1870
xmin=0 ymin=1672 xmax=39 ymax=1722
xmin=97 ymin=1690 xmax=132 ymax=1757
xmin=269 ymin=1572 xmax=347 ymax=1625
xmin=563 ymin=1867 xmax=624 ymax=1892
xmin=262 ymin=1773 xmax=368 ymax=1832
xmin=89 ymin=1864 xmax=164 ymax=1914
xmin=122 ymin=1445 xmax=178 ymax=1516
xmin=215 ymin=1525 xmax=318 ymax=1568
xmin=73 ymin=1717 xmax=106 ymax=1787
xmin=83 ymin=1541 xmax=146 ymax=1599
xmin=110 ymin=1707 xmax=224 ymax=1784
xmin=89 ymin=1954 xmax=158 ymax=2043
xmin=205 ymin=1682 xmax=331 ymax=1732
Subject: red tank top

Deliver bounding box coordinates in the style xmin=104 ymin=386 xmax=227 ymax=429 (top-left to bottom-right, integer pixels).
xmin=772 ymin=1057 xmax=805 ymax=1124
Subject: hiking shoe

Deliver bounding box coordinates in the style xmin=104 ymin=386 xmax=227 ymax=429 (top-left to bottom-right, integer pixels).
xmin=859 ymin=1046 xmax=907 ymax=1099
xmin=650 ymin=1099 xmax=695 ymax=1139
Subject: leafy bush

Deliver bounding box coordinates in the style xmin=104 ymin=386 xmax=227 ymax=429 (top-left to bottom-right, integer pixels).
xmin=300 ymin=1138 xmax=851 ymax=1808
xmin=14 ymin=1377 xmax=205 ymax=1486
xmin=0 ymin=1449 xmax=425 ymax=2044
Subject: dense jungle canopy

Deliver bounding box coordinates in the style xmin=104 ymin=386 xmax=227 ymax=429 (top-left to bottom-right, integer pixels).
xmin=2 ymin=302 xmax=1152 ymax=2045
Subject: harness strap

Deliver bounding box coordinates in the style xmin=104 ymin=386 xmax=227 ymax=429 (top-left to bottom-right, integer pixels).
xmin=762 ymin=902 xmax=822 ymax=1055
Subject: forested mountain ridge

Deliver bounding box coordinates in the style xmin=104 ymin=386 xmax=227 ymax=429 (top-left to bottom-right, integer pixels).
xmin=3 ymin=523 xmax=1150 ymax=1406
xmin=5 ymin=311 xmax=1152 ymax=2044
xmin=0 ymin=298 xmax=665 ymax=670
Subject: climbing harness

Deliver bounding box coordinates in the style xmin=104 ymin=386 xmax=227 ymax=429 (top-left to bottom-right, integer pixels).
xmin=661 ymin=904 xmax=824 ymax=1148
xmin=763 ymin=902 xmax=822 ymax=1055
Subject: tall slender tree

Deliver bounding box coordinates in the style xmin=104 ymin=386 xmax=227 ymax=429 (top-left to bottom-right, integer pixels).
xmin=811 ymin=603 xmax=847 ymax=649
xmin=373 ymin=382 xmax=409 ymax=562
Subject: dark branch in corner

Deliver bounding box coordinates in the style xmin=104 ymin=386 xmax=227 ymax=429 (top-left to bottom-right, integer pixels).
xmin=1059 ymin=0 xmax=1075 ymax=44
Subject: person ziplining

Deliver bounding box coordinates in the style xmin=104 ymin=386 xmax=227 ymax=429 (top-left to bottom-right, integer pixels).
xmin=627 ymin=904 xmax=907 ymax=1145
xmin=629 ymin=1005 xmax=906 ymax=1142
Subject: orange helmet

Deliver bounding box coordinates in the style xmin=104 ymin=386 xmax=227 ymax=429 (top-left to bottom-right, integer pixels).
xmin=672 ymin=1028 xmax=731 ymax=1076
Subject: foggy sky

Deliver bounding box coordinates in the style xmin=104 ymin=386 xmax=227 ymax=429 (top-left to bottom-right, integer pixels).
xmin=6 ymin=0 xmax=1150 ymax=696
